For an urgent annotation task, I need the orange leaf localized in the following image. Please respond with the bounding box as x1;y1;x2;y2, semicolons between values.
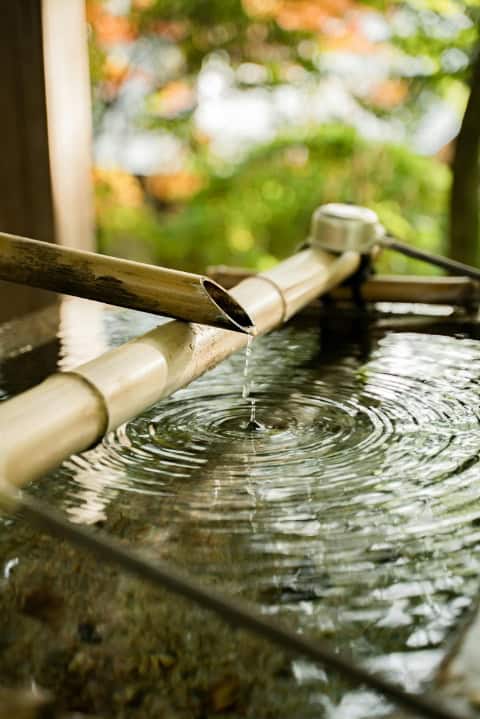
150;81;195;118
368;78;409;108
146;172;204;202
87;1;138;46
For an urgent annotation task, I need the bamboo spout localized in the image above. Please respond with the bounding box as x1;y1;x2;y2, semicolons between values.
0;232;254;333
0;246;361;488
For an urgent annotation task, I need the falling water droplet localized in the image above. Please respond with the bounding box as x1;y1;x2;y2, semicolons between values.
242;335;253;401
246;399;264;432
242;335;262;430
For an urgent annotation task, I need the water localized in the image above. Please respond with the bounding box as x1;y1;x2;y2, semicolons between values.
242;335;263;430
242;335;253;401
2;303;480;716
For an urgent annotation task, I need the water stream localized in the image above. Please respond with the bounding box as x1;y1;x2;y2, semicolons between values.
2;304;480;716
242;335;253;401
242;335;263;430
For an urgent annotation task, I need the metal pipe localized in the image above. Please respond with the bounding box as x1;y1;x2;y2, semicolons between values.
0;231;254;333
381;236;480;282
308;203;480;284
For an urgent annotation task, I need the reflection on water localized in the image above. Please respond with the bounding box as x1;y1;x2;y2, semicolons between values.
2;303;480;715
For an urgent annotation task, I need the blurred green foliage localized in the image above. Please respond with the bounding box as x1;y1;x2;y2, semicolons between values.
98;125;449;275
89;0;477;275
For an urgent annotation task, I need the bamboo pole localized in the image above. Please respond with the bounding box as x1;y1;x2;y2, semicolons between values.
333;275;480;306
0;232;254;333
208;267;480;306
0;247;360;488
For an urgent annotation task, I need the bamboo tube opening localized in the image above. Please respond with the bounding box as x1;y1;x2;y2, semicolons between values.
0;232;255;333
201;278;255;333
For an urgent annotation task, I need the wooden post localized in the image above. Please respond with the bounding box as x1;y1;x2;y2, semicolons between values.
0;0;93;322
42;0;94;252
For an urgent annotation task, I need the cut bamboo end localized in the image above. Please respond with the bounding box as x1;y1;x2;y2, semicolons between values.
201;278;255;334
0;247;361;488
0;231;254;333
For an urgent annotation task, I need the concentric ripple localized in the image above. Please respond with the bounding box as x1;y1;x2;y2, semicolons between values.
56;319;480;695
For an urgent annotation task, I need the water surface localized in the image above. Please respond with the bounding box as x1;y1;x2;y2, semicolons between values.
2;302;480;717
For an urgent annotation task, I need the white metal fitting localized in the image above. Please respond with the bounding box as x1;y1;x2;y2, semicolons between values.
309;203;385;254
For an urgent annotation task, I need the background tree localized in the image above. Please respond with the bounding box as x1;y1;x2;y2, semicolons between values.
450;43;480;265
87;0;480;273
383;0;480;263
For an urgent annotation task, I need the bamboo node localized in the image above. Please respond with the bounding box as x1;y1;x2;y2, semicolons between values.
255;275;289;324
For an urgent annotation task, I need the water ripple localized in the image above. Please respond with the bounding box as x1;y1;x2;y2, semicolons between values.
59;322;480;688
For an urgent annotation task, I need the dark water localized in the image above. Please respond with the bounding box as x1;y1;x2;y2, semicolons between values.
2;301;480;716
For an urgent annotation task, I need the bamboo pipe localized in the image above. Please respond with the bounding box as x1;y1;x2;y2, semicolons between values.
208;268;480;307
0;247;360;488
332;275;480;306
0;232;254;333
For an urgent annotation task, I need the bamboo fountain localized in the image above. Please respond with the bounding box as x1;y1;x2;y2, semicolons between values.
0;204;479;719
0;206;363;489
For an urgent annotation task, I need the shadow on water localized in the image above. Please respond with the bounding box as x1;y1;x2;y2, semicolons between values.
0;338;61;397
